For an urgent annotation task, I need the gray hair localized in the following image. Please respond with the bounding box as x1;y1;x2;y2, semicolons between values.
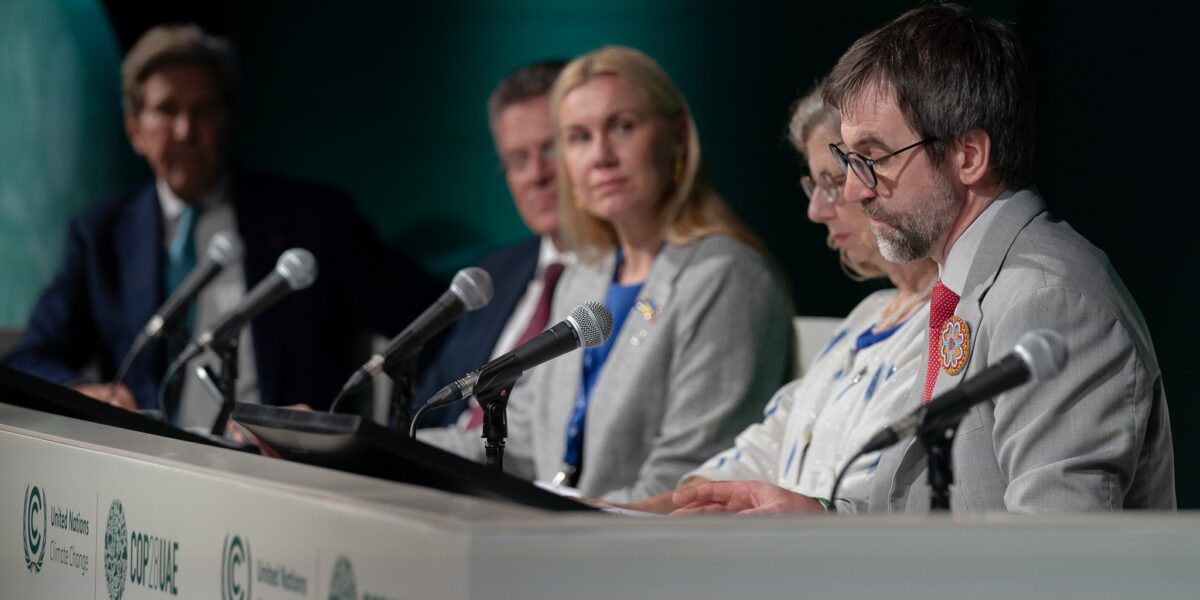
789;80;885;281
121;24;237;116
787;79;839;154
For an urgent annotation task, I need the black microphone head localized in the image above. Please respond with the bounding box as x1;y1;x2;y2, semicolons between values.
450;267;493;311
1014;329;1068;381
206;231;243;266
567;301;614;348
275;248;318;290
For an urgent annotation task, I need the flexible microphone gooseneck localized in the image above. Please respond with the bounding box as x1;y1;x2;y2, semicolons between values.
157;248;317;422
108;231;243;403
328;267;493;414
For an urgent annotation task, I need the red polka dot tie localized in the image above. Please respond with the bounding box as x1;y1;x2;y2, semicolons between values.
924;281;960;404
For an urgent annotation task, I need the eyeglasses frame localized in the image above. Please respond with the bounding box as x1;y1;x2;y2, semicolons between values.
828;138;936;189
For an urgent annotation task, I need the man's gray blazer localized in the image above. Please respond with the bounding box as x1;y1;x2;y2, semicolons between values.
422;234;793;502
857;188;1174;512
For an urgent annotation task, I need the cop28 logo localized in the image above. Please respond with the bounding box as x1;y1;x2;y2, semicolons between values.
104;499;128;600
23;485;47;573
221;534;252;600
328;555;357;600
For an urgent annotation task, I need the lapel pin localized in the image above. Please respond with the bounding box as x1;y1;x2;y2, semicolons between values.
634;297;658;323
939;315;971;376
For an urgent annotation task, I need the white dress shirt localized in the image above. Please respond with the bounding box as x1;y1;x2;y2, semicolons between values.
939;192;1013;295
157;177;260;431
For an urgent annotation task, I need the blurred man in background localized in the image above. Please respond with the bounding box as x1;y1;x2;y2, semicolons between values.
4;24;440;427
415;59;569;428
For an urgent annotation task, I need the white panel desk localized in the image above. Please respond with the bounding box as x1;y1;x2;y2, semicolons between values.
2;402;1198;600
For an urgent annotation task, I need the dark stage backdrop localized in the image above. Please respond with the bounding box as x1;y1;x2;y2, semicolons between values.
3;0;1197;505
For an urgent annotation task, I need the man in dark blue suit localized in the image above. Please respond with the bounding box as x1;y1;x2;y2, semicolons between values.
3;25;439;422
416;60;569;428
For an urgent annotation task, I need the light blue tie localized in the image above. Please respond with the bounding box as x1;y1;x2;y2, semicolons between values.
164;204;199;334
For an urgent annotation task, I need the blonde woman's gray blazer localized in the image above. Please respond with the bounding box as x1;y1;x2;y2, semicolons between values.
422;234;794;502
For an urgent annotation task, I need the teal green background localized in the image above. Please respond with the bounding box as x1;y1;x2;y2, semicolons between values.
0;0;141;326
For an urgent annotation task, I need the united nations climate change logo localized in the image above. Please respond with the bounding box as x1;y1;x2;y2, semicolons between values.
23;485;47;573
104;499;128;600
222;534;252;600
328;555;357;600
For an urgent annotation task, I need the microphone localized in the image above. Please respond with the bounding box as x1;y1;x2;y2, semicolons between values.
171;248;318;368
336;267;493;400
860;329;1068;454
422;301;614;413
109;232;242;397
146;231;243;340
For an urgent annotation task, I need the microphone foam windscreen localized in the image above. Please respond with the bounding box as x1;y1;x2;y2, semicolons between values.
451;266;494;310
276;248;318;290
206;230;243;266
1016;329;1068;381
570;301;614;348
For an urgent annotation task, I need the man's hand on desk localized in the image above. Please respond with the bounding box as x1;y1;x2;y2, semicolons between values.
72;382;137;412
671;480;826;515
603;476;712;514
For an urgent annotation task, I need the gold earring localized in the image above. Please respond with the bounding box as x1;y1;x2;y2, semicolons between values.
673;153;685;189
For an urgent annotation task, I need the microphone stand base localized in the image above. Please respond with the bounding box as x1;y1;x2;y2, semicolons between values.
208;337;240;437
384;354;418;433
922;425;957;512
478;383;514;473
484;441;505;471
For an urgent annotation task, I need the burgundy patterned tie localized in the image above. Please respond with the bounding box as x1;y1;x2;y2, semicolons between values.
923;281;960;404
466;262;565;429
513;262;566;349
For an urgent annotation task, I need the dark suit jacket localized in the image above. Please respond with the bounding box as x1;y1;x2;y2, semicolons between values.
3;170;442;412
415;237;541;426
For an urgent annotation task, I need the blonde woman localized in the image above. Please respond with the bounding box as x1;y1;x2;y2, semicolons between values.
436;46;794;503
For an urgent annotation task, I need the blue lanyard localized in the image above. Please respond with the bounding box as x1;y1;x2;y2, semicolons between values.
561;249;644;476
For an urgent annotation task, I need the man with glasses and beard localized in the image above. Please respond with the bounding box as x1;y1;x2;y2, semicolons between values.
674;4;1174;513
